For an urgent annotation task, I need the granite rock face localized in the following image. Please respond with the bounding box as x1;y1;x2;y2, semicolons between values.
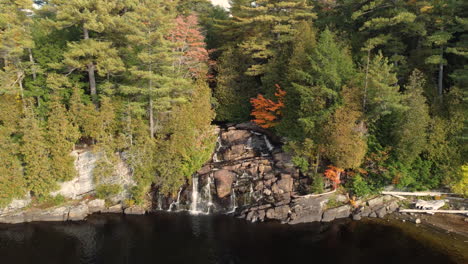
50;149;135;201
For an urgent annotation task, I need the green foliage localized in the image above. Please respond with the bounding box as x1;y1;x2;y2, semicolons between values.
214;47;258;122
0;95;26;207
365;52;403;122
349;174;374;198
453;165;468;197
95;184;122;199
393;69;430;164
21;101;56;197
310;173;324;194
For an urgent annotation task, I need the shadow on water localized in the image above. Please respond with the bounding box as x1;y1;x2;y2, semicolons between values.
0;212;466;264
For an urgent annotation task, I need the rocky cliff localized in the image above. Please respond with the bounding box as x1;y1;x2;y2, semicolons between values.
152;123;303;218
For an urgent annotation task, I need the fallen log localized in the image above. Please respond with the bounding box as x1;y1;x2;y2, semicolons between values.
399;209;468;214
293;189;336;199
382;191;455;197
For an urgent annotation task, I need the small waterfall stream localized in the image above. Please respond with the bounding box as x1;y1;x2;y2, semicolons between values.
168;187;183;212
153;125;281;216
190;175;199;214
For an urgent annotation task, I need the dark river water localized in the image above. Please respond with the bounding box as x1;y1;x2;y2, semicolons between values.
0;212;466;264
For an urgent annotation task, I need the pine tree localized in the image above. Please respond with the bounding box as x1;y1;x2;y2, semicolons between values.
122;0;190;138
0;0;35;98
393;69;430;164
229;0;316;77
45;75;80;182
21;100;55;197
155;81;216;194
365;52;403;122
213;47;258;122
0;94;26;206
169;15;210;79
50;0;126;104
277;21;316;139
322;85;367;170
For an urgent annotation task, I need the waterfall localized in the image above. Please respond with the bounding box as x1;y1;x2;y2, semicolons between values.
245;137;253;150
190;175;199;214
168;187;183;212
263;135;274;151
212;136;223;162
249;183;254;202
157;194;163;210
205;176;213;213
227;188;237;214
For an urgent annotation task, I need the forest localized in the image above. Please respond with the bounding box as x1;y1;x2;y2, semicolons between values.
0;0;466;208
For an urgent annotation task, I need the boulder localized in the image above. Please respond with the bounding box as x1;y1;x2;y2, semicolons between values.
266;205;290;220
0;212;25;224
29;207;69;222
387;201;399;213
197;165;212;175
367;196;385;208
88;199;105;213
68;204;89;221
276;174;293;193
213;170;235;198
352;213;362;221
103;204;123;213
322;205;351;222
376;206;387;218
288;196;328;224
221;130;250;144
124;206;146;215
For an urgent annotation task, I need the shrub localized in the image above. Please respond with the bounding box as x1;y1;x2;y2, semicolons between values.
310;173;324;194
349;174;373;198
95;184;122;199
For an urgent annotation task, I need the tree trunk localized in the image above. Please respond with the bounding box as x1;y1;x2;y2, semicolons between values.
28;48;36;81
314;152;320;174
83;27;98;105
149;96;154;138
363;49;370;110
148;61;154;138
438;55;443;96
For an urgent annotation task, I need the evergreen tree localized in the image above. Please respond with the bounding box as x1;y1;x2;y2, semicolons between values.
322;85;367;170
122;0;190;138
21;100;54;197
213;47;258;122
50;0;126;104
0;0;35;98
45;75;80;182
365;52;403;123
393;69;430;164
0;95;26;206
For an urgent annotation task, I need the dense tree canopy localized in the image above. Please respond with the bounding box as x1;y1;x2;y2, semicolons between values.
0;0;466;207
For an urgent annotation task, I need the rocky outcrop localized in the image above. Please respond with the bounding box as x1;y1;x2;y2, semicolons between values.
0;198;143;224
48;149;135;204
213;170;234;198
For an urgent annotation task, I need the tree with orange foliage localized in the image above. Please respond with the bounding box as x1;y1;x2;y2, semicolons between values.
324;165;344;190
168;15;210;79
250;84;286;128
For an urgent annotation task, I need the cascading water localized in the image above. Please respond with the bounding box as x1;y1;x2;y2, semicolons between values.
205;176;213;213
168;187;183;212
263;135;274;151
212;136;223;162
227;188;237;214
157;194;163;210
190;175;199;214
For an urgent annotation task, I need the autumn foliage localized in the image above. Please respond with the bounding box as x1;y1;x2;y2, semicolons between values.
250;84;286;128
324;165;344;189
168;15;209;78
